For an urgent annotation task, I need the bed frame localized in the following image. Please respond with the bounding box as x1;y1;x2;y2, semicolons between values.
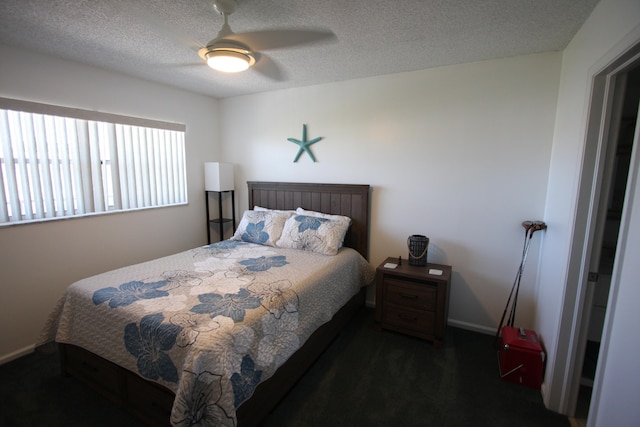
59;182;371;427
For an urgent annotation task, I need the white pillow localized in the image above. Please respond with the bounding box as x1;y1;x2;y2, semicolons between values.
254;206;296;213
295;208;351;247
276;214;350;256
232;210;293;247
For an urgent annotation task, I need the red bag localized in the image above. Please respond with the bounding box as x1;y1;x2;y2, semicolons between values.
498;326;545;389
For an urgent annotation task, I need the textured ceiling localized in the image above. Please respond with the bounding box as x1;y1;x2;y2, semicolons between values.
0;0;600;99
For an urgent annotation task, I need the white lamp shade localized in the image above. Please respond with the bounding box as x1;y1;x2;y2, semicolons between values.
204;162;234;191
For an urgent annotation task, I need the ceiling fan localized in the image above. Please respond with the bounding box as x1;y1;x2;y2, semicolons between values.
197;0;336;75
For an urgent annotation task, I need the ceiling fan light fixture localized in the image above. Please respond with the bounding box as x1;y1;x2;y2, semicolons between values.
204;48;255;73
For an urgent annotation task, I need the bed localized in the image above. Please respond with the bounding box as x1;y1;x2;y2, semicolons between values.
39;181;373;427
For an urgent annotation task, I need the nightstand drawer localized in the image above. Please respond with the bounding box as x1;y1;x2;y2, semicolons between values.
385;278;436;311
383;305;435;333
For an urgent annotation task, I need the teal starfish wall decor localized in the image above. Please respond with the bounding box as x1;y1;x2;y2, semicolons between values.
287;124;322;163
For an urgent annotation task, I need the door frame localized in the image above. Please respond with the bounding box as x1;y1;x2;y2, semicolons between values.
557;39;640;418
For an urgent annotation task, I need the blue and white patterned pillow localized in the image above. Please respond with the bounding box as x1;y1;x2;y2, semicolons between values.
276;214;350;255
295;208;351;248
232;210;293;247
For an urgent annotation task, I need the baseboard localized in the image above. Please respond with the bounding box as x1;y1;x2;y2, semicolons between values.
366;298;503;338
0;344;35;365
447;319;495;335
366;305;496;336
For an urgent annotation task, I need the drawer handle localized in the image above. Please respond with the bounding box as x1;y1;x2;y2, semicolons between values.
398;313;417;322
399;293;418;300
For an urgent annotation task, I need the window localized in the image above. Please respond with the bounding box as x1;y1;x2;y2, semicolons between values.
0;98;187;225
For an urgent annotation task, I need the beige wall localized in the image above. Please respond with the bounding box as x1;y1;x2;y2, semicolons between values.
0;44;220;361
0;46;561;362
219;52;561;334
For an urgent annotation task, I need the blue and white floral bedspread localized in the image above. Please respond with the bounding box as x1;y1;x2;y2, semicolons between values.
40;241;375;426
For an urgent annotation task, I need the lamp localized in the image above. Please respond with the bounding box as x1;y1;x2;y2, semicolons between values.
204;162;234;191
199;41;255;73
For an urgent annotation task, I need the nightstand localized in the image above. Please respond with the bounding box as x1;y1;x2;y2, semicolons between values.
375;257;452;347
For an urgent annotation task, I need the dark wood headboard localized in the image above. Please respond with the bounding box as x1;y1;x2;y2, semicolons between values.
247;181;370;260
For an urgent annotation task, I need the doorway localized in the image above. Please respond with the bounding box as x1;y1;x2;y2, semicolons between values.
565;43;640;425
570;57;640;425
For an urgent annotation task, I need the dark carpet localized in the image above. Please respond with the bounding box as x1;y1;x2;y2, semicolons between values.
0;308;568;427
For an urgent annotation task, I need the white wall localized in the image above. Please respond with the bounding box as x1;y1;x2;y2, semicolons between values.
534;0;640;420
0;44;220;362
219;53;561;333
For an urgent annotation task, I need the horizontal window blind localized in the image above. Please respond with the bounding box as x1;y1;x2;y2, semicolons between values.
0;98;187;225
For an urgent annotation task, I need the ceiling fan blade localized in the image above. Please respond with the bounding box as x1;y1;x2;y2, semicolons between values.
225;29;337;52
250;53;284;81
